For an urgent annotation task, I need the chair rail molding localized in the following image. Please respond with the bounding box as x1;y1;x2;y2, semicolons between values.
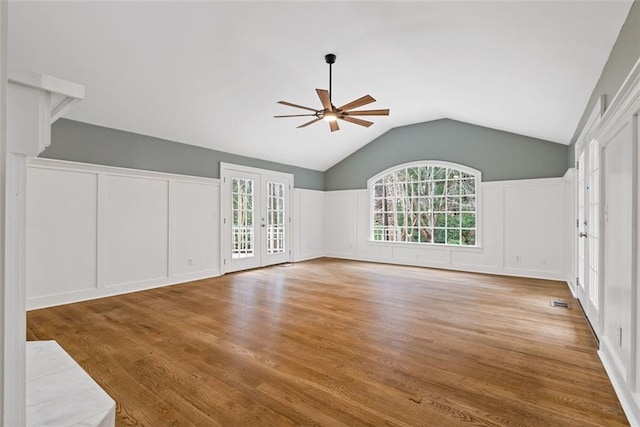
5;65;83;426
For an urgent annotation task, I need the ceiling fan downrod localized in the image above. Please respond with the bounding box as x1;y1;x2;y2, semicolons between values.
325;53;336;105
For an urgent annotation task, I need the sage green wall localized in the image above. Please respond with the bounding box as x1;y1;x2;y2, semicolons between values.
325;119;568;191
569;1;640;166
45;119;325;190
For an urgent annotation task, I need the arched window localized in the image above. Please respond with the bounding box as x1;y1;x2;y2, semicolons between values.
369;161;480;246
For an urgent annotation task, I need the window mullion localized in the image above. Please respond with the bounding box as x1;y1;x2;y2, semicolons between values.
370;162;477;246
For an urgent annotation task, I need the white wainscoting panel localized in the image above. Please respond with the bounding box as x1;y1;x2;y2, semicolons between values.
292;189;324;262
26;167;98;299
502;180;567;277
26;159;221;309
602;122;634;380
172;181;220;277
325;191;357;258
392;244;449;265
589;59;639;426
105;174;169;287
324;178;567;281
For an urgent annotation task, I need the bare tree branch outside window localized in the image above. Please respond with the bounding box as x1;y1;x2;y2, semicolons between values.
372;164;477;246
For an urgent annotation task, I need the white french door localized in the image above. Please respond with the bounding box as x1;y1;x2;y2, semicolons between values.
221;163;293;273
576;139;602;337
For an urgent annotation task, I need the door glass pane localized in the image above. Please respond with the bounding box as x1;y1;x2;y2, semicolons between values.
267;182;285;254
588;140;600;307
577;152;586;290
232;177;254;259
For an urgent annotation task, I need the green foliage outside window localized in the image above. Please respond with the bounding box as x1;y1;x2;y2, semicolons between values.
371;164;478;246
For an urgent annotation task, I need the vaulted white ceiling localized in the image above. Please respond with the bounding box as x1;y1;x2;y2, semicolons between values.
8;1;632;171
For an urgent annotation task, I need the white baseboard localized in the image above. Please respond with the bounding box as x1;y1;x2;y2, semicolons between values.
293;252;325;263
27;269;220;310
566;277;577;298
599;339;640;427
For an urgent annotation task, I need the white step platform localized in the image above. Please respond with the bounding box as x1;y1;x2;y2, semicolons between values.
26;341;115;426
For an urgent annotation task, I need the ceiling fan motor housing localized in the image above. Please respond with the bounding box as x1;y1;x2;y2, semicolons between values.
325;53;336;64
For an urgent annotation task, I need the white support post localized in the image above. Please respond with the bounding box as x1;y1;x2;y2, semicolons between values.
5;66;83;426
0;0;7;423
4;152;26;425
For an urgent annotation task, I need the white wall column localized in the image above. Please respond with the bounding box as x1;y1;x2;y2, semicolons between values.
5;67;83;426
4;153;26;425
0;0;8;422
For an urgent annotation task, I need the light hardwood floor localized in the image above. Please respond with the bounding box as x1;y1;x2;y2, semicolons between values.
27;258;627;426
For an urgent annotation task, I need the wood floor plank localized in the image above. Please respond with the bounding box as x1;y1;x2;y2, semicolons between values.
27;258;627;426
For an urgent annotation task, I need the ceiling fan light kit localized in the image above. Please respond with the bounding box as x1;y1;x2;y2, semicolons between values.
274;53;389;132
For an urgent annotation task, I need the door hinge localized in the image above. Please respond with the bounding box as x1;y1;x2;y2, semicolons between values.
223;259;226;265
576;161;579;170
576;219;579;228
289;249;291;255
223;218;226;224
223;177;226;183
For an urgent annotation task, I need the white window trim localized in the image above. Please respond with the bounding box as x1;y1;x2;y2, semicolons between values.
367;160;482;247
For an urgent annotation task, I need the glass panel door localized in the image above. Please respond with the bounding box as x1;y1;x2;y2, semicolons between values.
266;181;285;255
575;140;601;337
224;169;262;273
586;139;601;336
221;164;292;273
261;175;291;266
577;150;587;299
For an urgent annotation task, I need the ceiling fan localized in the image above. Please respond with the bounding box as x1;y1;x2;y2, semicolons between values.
274;53;389;132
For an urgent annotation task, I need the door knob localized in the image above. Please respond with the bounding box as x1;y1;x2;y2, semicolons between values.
578;232;587;238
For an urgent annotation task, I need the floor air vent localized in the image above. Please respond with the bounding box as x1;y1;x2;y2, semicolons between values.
550;299;571;309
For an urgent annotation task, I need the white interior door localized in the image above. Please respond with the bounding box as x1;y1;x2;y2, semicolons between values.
221;163;292;273
576;139;602;337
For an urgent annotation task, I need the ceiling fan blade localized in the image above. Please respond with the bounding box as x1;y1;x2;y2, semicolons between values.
339;115;374;128
338;95;376;111
329;120;340;132
274;114;317;118
297;117;322;128
343;109;390;116
316;89;332;111
278;101;318;112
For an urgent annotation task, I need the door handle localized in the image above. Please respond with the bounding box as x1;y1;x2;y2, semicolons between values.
578;232;587;238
